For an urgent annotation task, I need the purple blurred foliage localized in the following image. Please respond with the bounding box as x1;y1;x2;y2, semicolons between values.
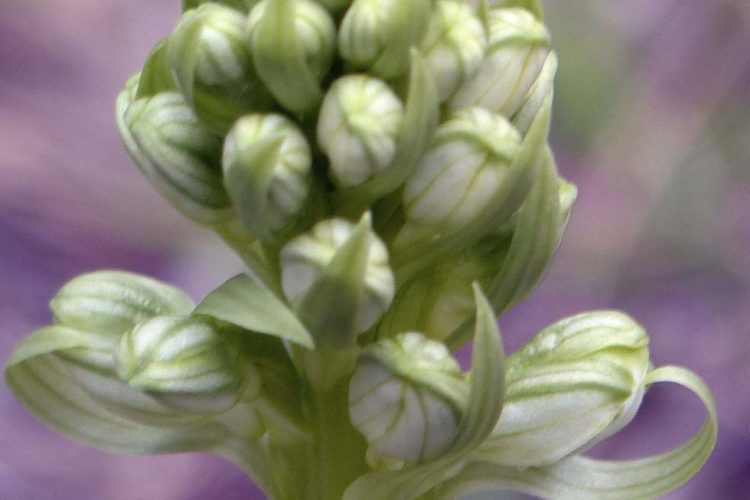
2;1;750;499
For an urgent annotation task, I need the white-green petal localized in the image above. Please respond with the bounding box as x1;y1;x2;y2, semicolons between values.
317;75;404;188
420;1;487;101
449;7;551;117
477;360;640;467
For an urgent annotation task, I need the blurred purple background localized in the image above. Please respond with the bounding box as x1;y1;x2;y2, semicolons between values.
1;1;749;498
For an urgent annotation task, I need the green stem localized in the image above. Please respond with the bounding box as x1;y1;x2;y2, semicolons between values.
300;348;369;499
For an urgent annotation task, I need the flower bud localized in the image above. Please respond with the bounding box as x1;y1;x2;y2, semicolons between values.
248;0;335;81
398;108;523;245
449;8;551;118
317;75;404;188
50;271;194;338
122;92;232;224
280;214;395;347
420;1;487;101
222;113;312;241
338;0;432;79
115;316;252;415
168;3;271;133
477;311;650;467
248;0;335;114
349;332;466;469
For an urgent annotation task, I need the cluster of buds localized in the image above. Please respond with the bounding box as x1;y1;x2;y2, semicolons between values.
6;1;715;499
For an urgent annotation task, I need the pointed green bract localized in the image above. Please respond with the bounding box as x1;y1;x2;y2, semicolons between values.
194;273;315;349
282;214;395;348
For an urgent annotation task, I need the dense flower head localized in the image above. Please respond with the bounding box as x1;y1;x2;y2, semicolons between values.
5;2;716;500
116;0;566;321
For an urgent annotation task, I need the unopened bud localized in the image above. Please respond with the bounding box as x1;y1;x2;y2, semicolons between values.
399;108;523;243
115;316;251;415
338;0;432;79
122;92;232;224
168;3;271;133
349;332;466;469
222;113;312;240
281;214;395;347
420;1;487;101
449;8;551;118
317;75;404;188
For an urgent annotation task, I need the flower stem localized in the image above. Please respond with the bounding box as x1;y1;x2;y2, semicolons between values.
300;348;368;499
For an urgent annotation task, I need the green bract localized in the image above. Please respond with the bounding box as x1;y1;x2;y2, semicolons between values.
6;1;716;499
